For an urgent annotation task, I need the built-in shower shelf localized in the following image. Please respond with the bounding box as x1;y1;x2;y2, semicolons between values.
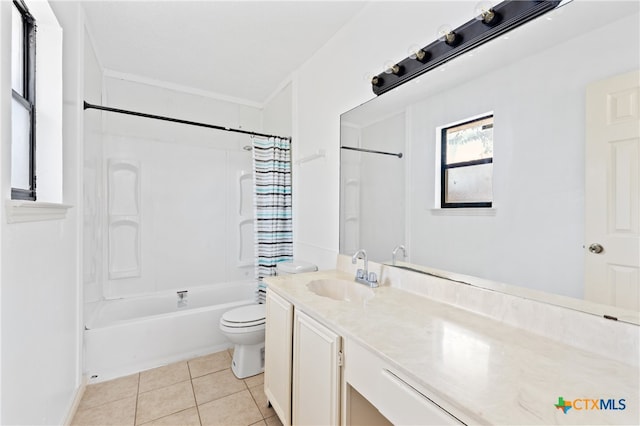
237;170;255;268
237;260;254;268
238;171;253;216
108;159;141;280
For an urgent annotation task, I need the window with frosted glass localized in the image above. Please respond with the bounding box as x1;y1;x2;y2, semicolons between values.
441;115;493;208
11;0;36;200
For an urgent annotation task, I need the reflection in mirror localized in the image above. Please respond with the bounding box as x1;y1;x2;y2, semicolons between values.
340;1;640;324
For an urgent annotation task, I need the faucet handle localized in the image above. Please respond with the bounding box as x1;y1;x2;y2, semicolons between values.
356;268;365;279
368;272;378;284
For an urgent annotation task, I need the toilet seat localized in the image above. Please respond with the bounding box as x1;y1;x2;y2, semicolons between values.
220;304;265;329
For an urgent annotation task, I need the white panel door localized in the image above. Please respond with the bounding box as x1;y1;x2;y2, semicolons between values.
585;70;640;309
264;290;294;426
293;310;342;426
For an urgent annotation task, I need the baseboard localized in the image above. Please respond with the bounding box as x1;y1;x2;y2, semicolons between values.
63;376;88;426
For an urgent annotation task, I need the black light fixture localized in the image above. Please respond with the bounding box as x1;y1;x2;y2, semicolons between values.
371;0;561;96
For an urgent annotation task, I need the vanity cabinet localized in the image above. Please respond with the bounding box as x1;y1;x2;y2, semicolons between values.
265;289;342;425
345;339;462;425
264;290;294;425
266;287;461;425
292;310;342;425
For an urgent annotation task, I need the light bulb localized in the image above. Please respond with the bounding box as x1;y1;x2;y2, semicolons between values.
436;24;459;46
408;44;428;62
407;45;422;59
383;60;402;75
475;1;493;16
475;1;498;25
370;75;384;87
437;24;453;41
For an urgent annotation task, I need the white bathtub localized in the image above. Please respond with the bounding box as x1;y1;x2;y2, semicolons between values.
84;280;256;383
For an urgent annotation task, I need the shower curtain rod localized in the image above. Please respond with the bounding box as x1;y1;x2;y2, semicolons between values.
83;101;291;141
340;145;403;158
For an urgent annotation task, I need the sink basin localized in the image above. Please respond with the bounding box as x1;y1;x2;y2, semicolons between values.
306;279;374;303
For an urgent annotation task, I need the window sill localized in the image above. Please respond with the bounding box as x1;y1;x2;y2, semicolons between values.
430;207;496;216
6;200;73;223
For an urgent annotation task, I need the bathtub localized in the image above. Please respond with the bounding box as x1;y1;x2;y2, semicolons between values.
84;280;256;383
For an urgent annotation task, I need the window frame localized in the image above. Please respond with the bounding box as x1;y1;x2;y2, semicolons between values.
440;114;493;209
11;0;37;201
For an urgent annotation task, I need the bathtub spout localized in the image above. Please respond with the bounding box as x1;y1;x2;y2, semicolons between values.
177;290;188;307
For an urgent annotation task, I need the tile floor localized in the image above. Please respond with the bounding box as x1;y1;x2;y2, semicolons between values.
72;349;283;426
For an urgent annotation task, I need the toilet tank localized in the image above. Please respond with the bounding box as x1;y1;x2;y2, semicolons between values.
276;260;318;275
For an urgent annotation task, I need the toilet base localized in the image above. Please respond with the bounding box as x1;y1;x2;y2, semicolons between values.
231;342;265;379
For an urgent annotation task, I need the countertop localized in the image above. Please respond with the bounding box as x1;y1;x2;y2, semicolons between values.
265;269;639;425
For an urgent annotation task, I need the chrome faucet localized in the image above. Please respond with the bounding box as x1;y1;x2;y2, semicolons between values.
392;245;407;265
352;249;378;288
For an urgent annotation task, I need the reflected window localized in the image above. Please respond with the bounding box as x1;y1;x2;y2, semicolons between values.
440;115;493;208
11;0;36;200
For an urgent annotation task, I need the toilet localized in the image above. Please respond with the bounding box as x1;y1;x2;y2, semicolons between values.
220;260;318;378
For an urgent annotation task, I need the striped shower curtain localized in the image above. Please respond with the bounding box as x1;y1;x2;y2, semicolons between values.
253;136;293;303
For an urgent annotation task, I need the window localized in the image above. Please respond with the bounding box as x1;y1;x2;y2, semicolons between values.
11;0;36;201
440;115;493;208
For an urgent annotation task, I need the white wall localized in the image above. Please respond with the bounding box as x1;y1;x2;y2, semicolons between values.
99;76;261;298
292;1;478;269
0;0;84;423
83;27;104;303
263;82;292;138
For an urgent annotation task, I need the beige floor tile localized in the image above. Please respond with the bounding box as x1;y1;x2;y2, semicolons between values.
198;390;263;426
248;384;275;419
139;361;191;393
243;373;263;389
136;380;196;425
192;369;246;405
140;407;201;426
264;415;283;426
79;374;139;410
249;421;267;426
188;351;231;378
72;395;136;426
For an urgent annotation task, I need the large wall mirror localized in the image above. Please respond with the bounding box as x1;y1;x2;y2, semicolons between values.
340;0;640;324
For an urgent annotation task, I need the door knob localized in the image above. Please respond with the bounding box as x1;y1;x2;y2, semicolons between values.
588;243;604;254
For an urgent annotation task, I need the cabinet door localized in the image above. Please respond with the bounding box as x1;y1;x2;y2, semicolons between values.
293;310;342;426
264;290;294;426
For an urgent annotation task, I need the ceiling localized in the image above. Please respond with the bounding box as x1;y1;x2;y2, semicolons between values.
83;1;368;106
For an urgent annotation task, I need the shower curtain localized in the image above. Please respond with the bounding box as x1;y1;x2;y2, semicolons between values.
253;136;293;303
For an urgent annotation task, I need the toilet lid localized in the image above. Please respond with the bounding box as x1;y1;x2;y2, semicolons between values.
221;304;266;324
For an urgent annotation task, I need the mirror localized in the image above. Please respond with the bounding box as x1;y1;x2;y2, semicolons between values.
340;0;640;323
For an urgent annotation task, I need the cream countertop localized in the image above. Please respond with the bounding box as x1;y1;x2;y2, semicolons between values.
264;269;639;425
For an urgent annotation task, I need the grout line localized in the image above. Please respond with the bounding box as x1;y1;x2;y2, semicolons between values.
246;384;266;420
137;377;194;396
187;361;204;425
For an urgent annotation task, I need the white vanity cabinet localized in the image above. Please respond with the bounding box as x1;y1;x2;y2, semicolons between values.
264;290;294;425
292;310;342;425
344;339;463;425
265;289;343;425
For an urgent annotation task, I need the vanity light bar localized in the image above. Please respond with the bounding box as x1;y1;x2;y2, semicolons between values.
371;0;561;96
